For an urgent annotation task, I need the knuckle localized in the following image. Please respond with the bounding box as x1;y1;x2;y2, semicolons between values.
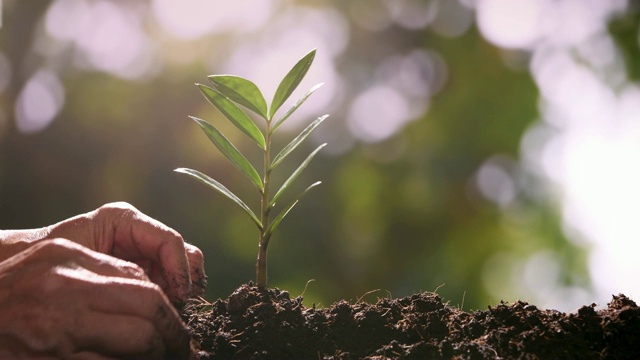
167;232;185;248
142;280;164;295
157;227;185;250
95;201;139;219
186;244;204;262
119;260;148;279
31;238;79;258
102;201;136;211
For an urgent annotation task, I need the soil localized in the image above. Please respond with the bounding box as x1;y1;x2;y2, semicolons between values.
182;283;640;359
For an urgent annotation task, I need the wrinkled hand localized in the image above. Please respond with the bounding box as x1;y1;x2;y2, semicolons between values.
0;238;192;359
0;202;206;358
46;202;206;303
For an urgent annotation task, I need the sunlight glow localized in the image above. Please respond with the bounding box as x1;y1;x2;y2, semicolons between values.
15;70;65;134
221;6;347;130
348;0;393;32
387;0;438;30
475;157;516;208
531;53;640;306
477;0;640;308
344;49;445;143
559;86;640;299
429;0;474;37
45;0;156;79
476;0;545;49
347;85;410;143
152;0;275;39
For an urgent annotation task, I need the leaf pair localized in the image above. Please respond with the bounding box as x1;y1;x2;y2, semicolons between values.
204;48;316;123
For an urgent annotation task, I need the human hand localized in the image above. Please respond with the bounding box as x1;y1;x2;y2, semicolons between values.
0;238;193;359
45;202;206;304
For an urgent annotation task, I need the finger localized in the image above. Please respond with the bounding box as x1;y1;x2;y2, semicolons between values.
107;205;192;303
69;312;164;358
185;243;207;296
64;243;150;282
86;278;191;358
123;222;190;303
23;239;150;282
6;258;187;359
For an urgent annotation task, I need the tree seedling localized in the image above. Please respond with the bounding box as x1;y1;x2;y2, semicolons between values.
176;49;327;289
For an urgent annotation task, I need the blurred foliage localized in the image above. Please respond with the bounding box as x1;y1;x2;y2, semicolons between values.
3;0;633;310
609;1;640;81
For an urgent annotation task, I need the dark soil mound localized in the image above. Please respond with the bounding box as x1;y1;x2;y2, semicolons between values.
182;284;640;359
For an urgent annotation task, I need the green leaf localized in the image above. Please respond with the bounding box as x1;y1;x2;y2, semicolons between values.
198;84;266;150
270;49;316;119
208;75;268;120
271;83;323;135
270;143;326;207
190;116;264;192
266;181;322;238
271;114;328;170
174;168;262;228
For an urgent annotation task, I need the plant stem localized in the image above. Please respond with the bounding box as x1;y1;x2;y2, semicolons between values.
256;241;268;288
257;118;273;289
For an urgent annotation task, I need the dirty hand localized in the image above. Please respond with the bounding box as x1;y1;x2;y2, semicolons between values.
45;201;207;302
0;238;193;359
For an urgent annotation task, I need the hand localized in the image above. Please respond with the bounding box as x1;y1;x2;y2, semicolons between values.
45;202;206;303
0;238;192;359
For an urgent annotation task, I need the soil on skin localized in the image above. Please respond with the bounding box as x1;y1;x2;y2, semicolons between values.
182;283;640;359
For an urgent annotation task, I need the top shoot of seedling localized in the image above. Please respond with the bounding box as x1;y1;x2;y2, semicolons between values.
176;49;327;289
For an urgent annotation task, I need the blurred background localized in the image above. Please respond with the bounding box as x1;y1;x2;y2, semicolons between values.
1;0;639;312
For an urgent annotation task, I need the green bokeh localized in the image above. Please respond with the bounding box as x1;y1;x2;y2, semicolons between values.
2;0;632;310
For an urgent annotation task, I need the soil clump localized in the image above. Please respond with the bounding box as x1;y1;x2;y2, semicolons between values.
182;283;640;359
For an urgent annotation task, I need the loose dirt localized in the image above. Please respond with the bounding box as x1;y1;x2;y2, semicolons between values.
182;283;639;359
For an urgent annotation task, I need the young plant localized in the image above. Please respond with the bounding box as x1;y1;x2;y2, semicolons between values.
175;49;327;289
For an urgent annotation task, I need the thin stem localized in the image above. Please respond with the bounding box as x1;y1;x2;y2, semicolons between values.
256;241;267;288
256;117;273;289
